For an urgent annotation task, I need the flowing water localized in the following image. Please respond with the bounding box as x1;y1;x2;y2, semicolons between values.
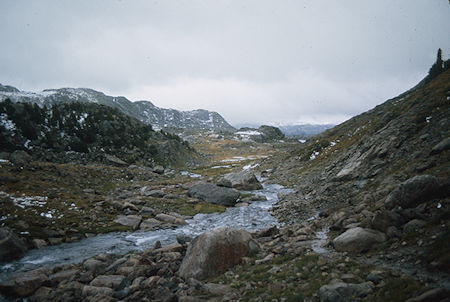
0;183;292;281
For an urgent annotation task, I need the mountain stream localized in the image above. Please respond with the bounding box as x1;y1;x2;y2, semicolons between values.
1;183;292;281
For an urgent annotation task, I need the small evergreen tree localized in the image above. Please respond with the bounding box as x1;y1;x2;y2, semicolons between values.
428;48;444;79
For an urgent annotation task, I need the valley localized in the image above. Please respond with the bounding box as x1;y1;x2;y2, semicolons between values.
0;69;449;302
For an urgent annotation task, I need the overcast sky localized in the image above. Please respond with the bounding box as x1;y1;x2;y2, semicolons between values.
1;1;449;126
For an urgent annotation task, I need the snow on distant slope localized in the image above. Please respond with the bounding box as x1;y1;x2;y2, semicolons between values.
0;84;235;131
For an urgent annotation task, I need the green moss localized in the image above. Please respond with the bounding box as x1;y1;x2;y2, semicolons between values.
178;202;226;216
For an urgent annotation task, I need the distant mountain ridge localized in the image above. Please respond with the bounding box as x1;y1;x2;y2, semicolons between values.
278;124;334;137
234;123;334;138
0;84;236;132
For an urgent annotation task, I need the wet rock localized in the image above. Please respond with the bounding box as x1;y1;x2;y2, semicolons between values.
385;175;442;210
178;227;260;280
254;226;279;238
32;238;48;249
318;281;374;302
217;170;263;190
114;215;142;230
176;234;193;245
0;227;28;261
0;269;48;297
430;137;450;154
248;194;267;201
333;227;386;253
140;218;162;230
153;242;184;254
48;237;64;245
155;213;186;225
90;275;128;290
187;183;239;206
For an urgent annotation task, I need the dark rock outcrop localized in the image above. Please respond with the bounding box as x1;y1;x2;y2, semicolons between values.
385;175;443;210
187;183;239;206
0;227;28;262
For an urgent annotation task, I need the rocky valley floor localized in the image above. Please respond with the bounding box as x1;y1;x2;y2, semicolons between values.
1;71;450;302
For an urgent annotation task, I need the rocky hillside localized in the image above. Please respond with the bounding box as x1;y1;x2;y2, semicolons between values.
251;67;450;298
269;68;450;221
0;85;235;132
0;100;196;166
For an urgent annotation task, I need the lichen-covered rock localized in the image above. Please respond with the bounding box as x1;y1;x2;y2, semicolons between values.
178;227;259;280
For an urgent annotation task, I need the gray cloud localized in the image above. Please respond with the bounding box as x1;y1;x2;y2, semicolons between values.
1;0;449;125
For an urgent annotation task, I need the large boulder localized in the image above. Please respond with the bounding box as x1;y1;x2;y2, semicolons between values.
333;227;386;253
0;270;48;297
217;171;263;191
0;227;28;262
178;227;259;280
113;215;142;230
385;175;443;210
318;281;374;302
188;183;239;206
